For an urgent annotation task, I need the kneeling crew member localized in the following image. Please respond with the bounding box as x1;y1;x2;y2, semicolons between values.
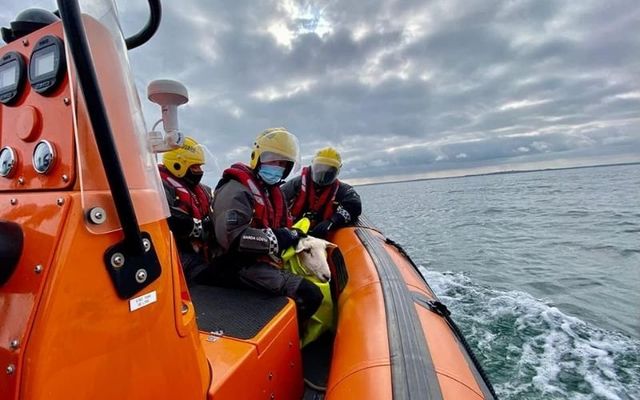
283;147;361;238
210;128;322;323
159;137;213;284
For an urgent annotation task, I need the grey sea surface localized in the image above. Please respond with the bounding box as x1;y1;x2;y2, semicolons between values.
356;163;640;400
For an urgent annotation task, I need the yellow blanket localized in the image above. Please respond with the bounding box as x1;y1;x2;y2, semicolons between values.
281;218;335;347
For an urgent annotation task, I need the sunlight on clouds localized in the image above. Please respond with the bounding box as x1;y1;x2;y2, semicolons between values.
268;22;295;47
499;99;551;111
253;86;282;101
385;139;435;154
199;40;219;63
268;1;333;48
456;153;468;159
352;24;370;41
360;56;414;86
542;115;579;123
401;7;436;43
504;30;545;49
504;131;543;138
484;63;510;80
226;145;251;162
491;125;528;134
188;88;217;106
296;5;332;36
429;133;486;147
614;92;640;100
352;5;437;86
531;141;550;152
528;117;640;138
419;71;433;82
252;79;317;101
228;105;244;118
279;0;297;15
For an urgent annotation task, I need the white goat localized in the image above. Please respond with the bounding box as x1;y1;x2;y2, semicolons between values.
291;236;337;283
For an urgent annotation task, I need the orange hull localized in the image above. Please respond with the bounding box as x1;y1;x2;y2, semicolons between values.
325;224;494;399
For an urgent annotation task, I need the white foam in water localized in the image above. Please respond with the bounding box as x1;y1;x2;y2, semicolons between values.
419;267;640;400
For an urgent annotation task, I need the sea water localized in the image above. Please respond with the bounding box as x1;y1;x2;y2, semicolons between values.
356;163;640;400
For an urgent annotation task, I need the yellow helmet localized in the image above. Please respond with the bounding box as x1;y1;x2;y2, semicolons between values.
249;127;300;171
162;136;205;178
313;147;342;169
311;147;342;185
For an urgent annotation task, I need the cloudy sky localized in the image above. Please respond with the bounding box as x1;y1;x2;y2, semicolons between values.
3;0;640;184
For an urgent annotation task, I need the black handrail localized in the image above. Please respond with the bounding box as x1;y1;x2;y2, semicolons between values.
57;0;144;255
125;0;161;50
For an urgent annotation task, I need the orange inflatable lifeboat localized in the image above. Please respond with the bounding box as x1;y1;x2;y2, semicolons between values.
0;1;496;399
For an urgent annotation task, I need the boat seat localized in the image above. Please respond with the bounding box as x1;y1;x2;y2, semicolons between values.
192;285;304;399
189;284;289;339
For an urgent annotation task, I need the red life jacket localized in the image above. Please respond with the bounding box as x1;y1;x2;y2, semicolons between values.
223;163;291;229
159;165;211;219
290;166;339;222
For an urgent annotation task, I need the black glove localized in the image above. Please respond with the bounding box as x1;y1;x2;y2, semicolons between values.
309;219;333;238
331;209;349;226
273;227;301;251
302;211;318;222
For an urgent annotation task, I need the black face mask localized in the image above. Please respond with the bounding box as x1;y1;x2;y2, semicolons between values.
184;169;203;186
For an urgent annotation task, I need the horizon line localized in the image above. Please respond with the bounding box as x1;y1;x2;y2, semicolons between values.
349;160;640;187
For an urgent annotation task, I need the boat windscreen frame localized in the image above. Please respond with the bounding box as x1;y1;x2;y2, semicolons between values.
57;0;162;299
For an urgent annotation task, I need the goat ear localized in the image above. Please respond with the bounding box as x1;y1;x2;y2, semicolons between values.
295;239;309;254
323;239;338;249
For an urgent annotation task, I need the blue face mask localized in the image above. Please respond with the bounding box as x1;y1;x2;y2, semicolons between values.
258;164;285;185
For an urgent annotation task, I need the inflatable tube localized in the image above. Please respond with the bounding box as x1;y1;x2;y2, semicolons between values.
325;221;496;399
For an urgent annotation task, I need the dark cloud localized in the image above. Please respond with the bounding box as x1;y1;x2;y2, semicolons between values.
2;0;638;184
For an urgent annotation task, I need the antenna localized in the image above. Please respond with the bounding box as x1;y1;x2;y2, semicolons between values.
147;79;188;152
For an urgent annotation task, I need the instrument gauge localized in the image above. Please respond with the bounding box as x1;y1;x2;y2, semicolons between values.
29;35;66;95
0;146;18;177
33;140;56;174
0;52;26;105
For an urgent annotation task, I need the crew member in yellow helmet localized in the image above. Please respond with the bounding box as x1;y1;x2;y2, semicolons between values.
283;147;361;238
158;137;213;284
207;128;322;324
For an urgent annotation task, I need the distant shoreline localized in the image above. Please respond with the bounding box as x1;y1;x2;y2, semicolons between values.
353;161;640;187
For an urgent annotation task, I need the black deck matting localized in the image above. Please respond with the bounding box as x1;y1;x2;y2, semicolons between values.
190;284;289;339
302;331;334;392
302;387;324;400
